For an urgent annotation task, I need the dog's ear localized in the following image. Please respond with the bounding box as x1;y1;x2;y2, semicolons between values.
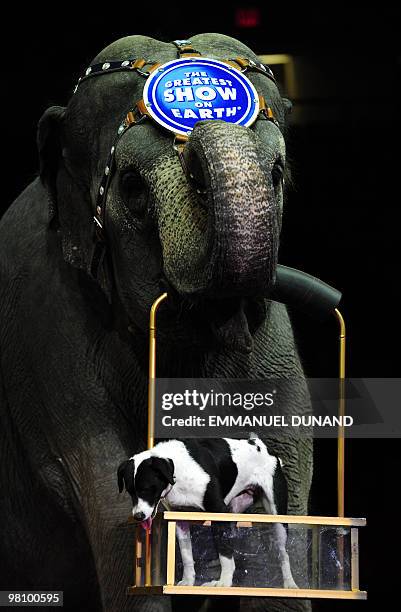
117;459;135;493
151;457;175;485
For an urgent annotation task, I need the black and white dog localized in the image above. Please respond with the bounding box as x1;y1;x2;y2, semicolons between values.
117;435;297;588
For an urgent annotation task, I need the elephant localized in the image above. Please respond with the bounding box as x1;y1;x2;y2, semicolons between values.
0;34;312;612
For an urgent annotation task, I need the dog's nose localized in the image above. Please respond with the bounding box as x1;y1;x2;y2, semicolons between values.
134;512;145;521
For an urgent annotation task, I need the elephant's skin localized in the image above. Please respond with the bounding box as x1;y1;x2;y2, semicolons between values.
0;34;312;612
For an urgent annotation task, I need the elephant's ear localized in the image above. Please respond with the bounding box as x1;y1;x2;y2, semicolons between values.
282;97;293;117
37;106;66;224
37;106;112;300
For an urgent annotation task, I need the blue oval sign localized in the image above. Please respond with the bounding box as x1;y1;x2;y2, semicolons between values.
143;58;260;136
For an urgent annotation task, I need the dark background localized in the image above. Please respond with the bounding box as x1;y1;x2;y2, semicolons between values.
2;3;400;610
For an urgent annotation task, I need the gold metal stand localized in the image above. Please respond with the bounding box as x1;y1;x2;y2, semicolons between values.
134;525;141;586
144;293;168;586
335;308;346;518
128;296;366;600
129;512;366;599
334;308;346;589
148;293;168;451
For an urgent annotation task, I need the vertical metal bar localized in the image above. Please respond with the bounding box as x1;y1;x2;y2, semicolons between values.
166;521;177;585
148;293;168;451
145;293;168;587
351;528;359;591
135;526;142;586
145;529;152;586
154;514;161;585
334;308;346;518
334;308;346;590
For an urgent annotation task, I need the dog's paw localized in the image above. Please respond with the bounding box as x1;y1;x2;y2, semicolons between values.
201;578;233;587
283;578;298;589
177;575;195;586
216;578;233;587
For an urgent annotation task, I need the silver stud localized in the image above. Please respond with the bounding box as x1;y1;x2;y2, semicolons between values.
73;85;78;94
99;186;104;196
121;60;130;67
102;62;111;70
85;67;92;75
118;125;125;134
111;146;115;154
97;206;102;215
105;166;110;175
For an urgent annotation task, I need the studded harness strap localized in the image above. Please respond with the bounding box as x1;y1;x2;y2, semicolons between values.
73;40;280;279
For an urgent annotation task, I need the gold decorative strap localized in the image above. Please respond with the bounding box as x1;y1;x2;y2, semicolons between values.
126;111;136;125
258;95;276;121
147;62;162;73
136;99;150;117
222;60;242;72
232;57;250;69
178;45;201;57
172;40;202;57
131;58;147;70
258;95;267;111
173;133;189;155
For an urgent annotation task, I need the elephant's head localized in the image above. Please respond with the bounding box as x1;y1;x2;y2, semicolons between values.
39;34;291;354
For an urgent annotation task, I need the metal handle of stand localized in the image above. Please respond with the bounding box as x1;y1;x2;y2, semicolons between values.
141;286;345;588
144;292;168;587
334;308;346;590
148;292;168;451
334;308;346;518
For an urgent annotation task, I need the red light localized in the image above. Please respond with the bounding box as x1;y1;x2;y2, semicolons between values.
235;7;261;28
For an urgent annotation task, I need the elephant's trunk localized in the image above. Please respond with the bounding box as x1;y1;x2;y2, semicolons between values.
183;120;279;298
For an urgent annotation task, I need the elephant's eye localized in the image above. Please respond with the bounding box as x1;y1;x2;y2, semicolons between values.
119;169;148;218
272;162;284;189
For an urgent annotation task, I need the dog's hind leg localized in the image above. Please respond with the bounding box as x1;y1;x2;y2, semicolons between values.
271;520;298;589
176;521;196;586
261;489;298;589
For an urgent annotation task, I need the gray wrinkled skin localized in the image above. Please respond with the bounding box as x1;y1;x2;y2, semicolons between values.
0;34;311;612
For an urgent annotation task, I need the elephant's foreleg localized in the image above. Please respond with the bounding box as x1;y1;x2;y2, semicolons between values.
176;522;196;586
64;432;170;612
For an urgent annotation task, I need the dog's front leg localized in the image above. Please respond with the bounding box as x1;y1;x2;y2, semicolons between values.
176;521;196;586
202;521;235;587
